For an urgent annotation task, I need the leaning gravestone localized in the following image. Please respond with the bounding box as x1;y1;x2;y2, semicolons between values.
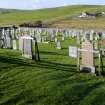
80;41;95;73
22;36;33;59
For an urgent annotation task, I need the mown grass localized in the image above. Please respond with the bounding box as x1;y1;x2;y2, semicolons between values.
0;38;105;105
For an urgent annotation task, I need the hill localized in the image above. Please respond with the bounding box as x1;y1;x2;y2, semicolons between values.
0;5;105;29
0;38;105;105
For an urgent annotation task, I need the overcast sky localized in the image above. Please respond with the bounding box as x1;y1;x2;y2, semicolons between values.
0;0;105;10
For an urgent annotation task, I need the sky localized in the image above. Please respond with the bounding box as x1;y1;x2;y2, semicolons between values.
0;0;105;10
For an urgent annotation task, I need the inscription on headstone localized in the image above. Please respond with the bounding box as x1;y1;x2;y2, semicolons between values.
80;41;95;73
81;41;94;66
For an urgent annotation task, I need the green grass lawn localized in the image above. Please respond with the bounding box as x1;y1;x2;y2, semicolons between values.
0;38;105;105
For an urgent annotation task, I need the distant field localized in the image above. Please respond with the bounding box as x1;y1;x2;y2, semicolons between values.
51;18;105;30
0;5;105;29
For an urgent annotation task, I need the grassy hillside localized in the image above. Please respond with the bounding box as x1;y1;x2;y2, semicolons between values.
0;5;105;29
0;38;105;105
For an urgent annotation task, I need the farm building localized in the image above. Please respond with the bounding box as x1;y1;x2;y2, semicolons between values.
78;12;103;18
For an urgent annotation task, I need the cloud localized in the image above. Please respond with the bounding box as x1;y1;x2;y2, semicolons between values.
0;0;105;10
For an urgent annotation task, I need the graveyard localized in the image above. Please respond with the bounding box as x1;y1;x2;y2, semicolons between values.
1;5;105;105
0;26;105;105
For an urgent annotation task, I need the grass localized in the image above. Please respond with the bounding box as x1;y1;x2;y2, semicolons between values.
51;18;105;30
0;5;105;29
0;38;105;105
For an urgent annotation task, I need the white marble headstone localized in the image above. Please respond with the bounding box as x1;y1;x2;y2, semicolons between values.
69;46;77;58
56;41;61;49
6;38;12;48
19;37;23;51
22;36;33;59
13;40;17;50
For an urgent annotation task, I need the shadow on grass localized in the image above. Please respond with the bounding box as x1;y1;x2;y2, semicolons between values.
1;54;105;76
39;60;77;72
0;55;78;73
40;51;67;56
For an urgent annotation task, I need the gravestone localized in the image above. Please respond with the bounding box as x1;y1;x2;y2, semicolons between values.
55;37;58;43
69;46;77;58
81;37;84;42
22;36;33;59
90;30;94;41
0;39;4;48
85;33;90;41
42;36;45;42
6;37;12;49
13;40;17;50
35;33;41;43
100;48;105;56
93;42;98;50
19;37;23;51
62;36;64;41
95;36;98;41
56;41;61;49
42;36;49;43
0;29;4;48
80;41;95;73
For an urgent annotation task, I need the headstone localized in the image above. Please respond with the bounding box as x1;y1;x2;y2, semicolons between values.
95;36;98;41
93;42;98;50
6;37;12;49
56;41;61;49
0;39;4;48
100;48;105;56
36;33;41;43
80;41;95;73
13;40;17;50
69;46;77;58
42;36;49;44
22;36;33;59
86;33;90;41
19;37;23;51
55;37;58;43
42;36;45;42
90;30;94;41
81;37;84;42
62;36;64;41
